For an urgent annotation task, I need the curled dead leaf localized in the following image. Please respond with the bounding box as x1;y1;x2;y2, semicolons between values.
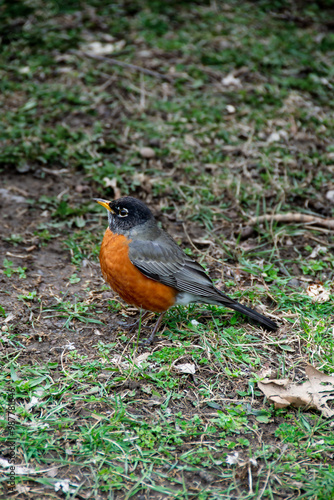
306;283;330;303
226;451;240;465
103;177;121;199
134;352;150;367
258;365;334;418
174;363;196;374
83;40;125;56
222;73;241;87
309;245;327;259
184;134;198;147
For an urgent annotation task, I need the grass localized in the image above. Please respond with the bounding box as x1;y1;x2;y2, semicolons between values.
1;275;334;497
2;260;27;279
1;0;334;498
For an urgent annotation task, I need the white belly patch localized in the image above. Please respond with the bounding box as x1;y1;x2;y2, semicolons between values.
175;292;197;306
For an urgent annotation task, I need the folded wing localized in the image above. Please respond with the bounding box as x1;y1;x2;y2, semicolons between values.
129;239;215;297
129;238;278;331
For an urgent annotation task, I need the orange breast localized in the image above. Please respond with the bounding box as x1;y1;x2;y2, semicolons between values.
99;228;177;313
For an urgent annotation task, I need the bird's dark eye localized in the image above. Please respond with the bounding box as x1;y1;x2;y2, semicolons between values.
118;207;128;217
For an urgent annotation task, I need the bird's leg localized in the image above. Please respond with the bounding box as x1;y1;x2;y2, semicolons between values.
140;312;166;345
127;310;151;332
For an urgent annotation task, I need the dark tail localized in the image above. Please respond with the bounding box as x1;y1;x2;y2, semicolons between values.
214;290;278;331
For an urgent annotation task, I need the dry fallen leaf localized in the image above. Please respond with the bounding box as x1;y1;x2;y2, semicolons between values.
226;451;241;465
54;479;78;494
267;130;288;143
24;396;40;412
111;352;150;369
16;484;30;494
306;283;330;303
83;40;125;56
256;364;274;380
46;467;59;478
174;363;196;374
226;451;258;467
111;355;129;368
184;134;198;147
3;313;15;324
221;73;242;87
0;458;37;475
134;352;150;367
258;365;334;418
102;177;121;198
309;245;327;259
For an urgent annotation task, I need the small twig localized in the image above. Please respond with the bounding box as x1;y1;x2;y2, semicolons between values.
248;464;253;495
249;213;334;230
5;252;33;260
41;167;69;176
258;467;272;499
74;50;174;82
182;222;202;254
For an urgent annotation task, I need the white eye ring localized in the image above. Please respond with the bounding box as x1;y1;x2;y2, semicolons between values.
118;207;128;217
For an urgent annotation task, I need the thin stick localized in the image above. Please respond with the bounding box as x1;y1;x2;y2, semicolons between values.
249;213;334;229
75;50;174;81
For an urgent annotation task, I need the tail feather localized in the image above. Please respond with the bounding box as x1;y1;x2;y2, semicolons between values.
212;291;278;331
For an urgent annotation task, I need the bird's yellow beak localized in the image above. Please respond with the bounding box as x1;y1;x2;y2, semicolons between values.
94;198;115;214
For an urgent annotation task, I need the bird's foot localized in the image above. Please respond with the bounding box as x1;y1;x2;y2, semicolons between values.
119;311;151;333
137;312;166;346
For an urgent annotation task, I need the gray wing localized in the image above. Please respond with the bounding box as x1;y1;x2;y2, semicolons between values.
129;238;279;331
128;239;216;297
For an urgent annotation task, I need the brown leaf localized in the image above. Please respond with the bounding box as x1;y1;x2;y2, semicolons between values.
258;364;334;418
306;283;330;303
47;467;59;478
174;363;196;374
102;177;121;198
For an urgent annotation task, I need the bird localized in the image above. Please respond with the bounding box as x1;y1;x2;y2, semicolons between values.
95;196;278;343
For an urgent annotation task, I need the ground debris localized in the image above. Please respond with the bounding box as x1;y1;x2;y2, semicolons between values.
306;283;330;303
258;365;334;417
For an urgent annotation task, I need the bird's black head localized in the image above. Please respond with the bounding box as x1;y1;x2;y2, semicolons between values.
95;196;154;233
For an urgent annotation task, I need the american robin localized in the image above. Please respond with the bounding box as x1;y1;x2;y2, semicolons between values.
95;196;278;342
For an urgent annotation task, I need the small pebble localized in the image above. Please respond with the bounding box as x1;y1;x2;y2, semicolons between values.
226;104;236;113
287;278;300;288
326;190;334;203
140;147;155;159
16;163;31;173
240;226;254;239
